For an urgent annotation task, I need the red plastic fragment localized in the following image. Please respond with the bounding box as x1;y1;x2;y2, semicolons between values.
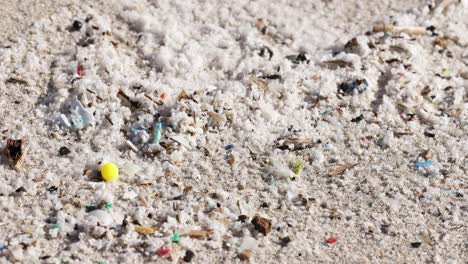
326;237;337;244
158;247;170;256
77;63;84;79
160;92;166;100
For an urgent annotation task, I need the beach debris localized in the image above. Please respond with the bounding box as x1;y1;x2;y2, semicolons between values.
239;250;253;261
151;121;162;144
326;237;337;244
59;146;71;156
441;68;451;78
251;215;272;236
259;74;281;80
135;225;156;234
157;247;170;256
183;250;195;262
259;46;273;60
125;140;139;152
61;99;95;130
77;63;84;79
434;37;447;48
6;77;28;85
160;92;166;100
225;144;234;150
415;160;433;168
410;242;422;248
208;111;226;125
172;233;180;243
49;224;62;230
3;138;29;169
47;186;58;193
187;230;213;239
100;162;119;182
422;149;432;160
372;24;426;35
321;59;353;69
280;236;292;247
15;187;26;193
285;52;310;64
328;163;357;176
71;20;82;31
338;79;368;95
276;135;314;151
351;114;364;123
289;159;305;174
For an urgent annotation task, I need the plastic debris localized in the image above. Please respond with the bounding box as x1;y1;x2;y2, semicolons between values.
251;215;272;236
326;237;337;244
135;225;156;234
101;162;119;182
61;99;95;130
49;224;62;230
172;233;180;243
157;247;170;256
441;68;451;77
104;203;112;209
77;63;84;79
225;144;234;150
289;159;304;174
151;121;162;144
415;160;433;167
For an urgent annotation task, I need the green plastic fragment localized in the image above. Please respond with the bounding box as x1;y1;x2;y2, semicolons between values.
172;233;180;243
104;203;112;209
49;223;62;230
98;261;106;264
290;159;305;174
441;68;451;77
86;205;98;213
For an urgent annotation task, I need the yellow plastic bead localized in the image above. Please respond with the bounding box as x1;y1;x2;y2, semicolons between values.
101;162;119;182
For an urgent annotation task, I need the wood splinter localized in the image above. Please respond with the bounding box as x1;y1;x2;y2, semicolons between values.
372;24;426;35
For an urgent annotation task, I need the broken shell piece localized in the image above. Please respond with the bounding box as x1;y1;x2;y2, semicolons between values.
4;138;29;169
372;24;426;35
208;111;226;125
328;163;358;176
186;230;213;239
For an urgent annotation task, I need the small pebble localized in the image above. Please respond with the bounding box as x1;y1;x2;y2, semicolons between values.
15;187;26;193
183;250;195;262
47;186;58;193
411;242;422;248
251;215;272;236
72;20;82;31
59;146;71;156
280;236;291;246
239;250;253;261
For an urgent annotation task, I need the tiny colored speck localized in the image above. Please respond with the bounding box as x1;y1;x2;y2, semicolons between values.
49;224;62;230
415;160;433;167
172;233;180;243
225;144;234;150
104;203;112;209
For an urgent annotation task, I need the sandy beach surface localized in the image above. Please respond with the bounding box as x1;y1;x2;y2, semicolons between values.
0;0;467;263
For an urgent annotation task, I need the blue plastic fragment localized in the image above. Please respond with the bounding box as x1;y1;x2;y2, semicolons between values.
415;160;433;167
225;144;234;150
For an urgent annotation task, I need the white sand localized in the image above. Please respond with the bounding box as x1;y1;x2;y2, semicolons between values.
0;0;467;263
